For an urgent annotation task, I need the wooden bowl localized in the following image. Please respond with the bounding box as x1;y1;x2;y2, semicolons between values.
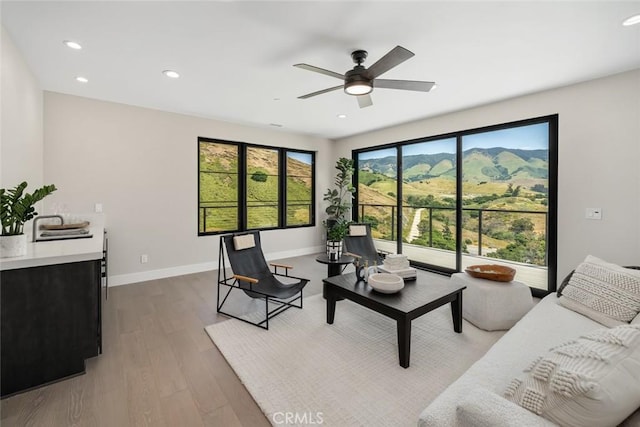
465;264;516;282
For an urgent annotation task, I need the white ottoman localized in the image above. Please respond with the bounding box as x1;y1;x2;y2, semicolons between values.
452;272;533;331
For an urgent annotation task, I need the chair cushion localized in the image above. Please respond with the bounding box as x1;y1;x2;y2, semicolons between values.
558;255;640;327
504;324;640;427
349;225;367;236
233;234;255;251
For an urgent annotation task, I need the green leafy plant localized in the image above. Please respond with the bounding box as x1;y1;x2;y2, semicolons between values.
0;182;57;235
323;157;355;241
326;219;350;242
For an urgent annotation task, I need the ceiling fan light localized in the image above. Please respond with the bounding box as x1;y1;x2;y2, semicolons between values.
344;81;372;96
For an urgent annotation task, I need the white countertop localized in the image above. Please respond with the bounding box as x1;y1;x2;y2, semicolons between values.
0;214;105;271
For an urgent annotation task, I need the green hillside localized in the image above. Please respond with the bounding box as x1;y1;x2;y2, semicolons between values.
357;146;549;266
495;151;528;174
199;142;312;231
430;159;454;176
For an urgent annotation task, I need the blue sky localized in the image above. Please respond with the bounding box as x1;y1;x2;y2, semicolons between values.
403;138;457;156
358;123;549;159
463;123;549;150
287;151;313;164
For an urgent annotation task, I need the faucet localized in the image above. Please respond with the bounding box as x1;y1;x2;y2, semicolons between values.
33;215;64;241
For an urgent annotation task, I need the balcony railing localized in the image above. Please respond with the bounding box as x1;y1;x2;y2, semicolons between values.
359;203;548;263
199;200;313;232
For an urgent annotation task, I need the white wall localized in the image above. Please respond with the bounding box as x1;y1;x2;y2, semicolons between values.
1;26;43;191
334;69;640;283
43;92;332;285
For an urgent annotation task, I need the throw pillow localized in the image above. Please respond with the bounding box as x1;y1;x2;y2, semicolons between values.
349;225;367;236
558;266;640;297
233;234;255;251
556;270;574;297
504;324;640;427
558;255;640;326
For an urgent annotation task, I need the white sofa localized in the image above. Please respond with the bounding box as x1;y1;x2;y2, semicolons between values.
418;293;640;426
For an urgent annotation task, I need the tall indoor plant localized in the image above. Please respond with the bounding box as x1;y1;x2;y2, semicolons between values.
1;181;57;257
323;157;355;259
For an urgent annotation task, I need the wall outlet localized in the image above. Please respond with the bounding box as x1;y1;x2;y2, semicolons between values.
140;254;149;264
94;203;103;213
585;208;602;220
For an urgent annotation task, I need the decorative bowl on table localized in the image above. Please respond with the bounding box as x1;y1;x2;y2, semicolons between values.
368;273;404;294
465;264;516;282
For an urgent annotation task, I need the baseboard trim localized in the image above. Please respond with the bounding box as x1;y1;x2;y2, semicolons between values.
108;245;324;287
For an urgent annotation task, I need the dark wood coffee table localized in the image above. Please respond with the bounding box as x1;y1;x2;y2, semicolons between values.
323;272;466;368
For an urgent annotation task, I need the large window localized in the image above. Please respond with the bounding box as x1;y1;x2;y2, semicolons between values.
199;138;315;235
354;116;557;296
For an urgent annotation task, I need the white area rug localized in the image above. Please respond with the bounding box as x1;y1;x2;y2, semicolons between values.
206;294;505;426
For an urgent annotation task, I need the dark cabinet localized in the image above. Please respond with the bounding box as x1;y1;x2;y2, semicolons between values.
1;259;102;397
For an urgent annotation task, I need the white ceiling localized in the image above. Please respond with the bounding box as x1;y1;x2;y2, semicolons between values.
2;1;639;139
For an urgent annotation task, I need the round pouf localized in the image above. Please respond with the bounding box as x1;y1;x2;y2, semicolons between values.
452;272;533;331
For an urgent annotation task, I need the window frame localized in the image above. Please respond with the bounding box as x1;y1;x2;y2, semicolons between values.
353;115;558;297
198;137;316;236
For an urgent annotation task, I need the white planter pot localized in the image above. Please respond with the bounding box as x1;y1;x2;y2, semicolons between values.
326;240;343;260
0;234;27;258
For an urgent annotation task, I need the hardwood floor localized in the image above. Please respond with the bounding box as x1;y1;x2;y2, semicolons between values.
1;254;328;426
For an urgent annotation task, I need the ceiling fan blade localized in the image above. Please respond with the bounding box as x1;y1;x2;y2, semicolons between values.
357;94;373;108
366;46;414;79
298;85;343;99
294;64;345;80
374;79;435;92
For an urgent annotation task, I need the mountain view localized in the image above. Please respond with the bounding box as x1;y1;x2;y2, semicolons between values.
358;146;549;266
199;142;312;233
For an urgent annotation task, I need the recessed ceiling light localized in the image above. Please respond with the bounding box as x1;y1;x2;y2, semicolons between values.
162;70;180;79
75;76;88;83
273;98;280;101
337;114;347;119
63;40;82;50
623;14;640;26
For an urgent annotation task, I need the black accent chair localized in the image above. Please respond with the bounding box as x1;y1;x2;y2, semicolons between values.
217;231;308;329
343;223;387;267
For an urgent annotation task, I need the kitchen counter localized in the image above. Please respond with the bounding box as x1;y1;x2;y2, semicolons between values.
1;213;105;397
0;214;104;271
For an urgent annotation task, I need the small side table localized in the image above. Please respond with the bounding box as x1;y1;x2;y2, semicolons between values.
452;272;533;331
315;254;355;277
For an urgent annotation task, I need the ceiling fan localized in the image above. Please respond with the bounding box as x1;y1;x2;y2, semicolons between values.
294;45;435;108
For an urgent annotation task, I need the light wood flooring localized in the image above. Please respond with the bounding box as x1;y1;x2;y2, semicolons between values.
1;254;329;427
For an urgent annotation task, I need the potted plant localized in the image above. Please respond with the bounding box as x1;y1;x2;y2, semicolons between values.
1;181;57;257
323;157;355;259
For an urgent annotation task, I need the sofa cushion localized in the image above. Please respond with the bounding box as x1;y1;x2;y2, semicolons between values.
418;295;601;427
558;255;640;326
504;324;640;427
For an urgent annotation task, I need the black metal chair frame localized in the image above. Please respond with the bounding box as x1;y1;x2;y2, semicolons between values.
216;232;307;330
343;223;389;268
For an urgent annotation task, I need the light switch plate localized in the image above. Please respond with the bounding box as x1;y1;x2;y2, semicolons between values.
95;203;103;213
585;208;602;220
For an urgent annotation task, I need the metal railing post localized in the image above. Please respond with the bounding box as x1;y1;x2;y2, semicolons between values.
428;208;433;247
391;206;395;241
478;209;483;256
